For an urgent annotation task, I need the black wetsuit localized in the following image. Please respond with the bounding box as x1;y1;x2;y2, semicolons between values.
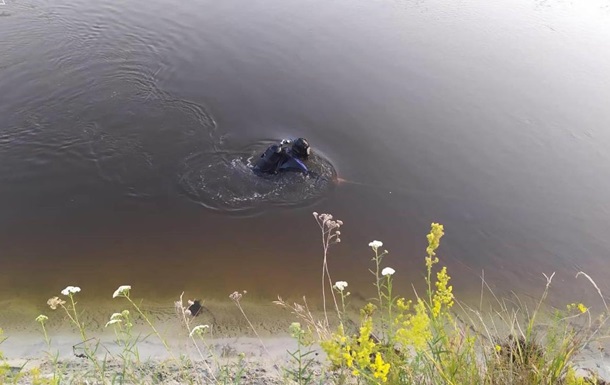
253;139;309;174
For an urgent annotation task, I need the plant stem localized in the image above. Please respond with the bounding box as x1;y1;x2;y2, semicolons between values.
125;296;173;357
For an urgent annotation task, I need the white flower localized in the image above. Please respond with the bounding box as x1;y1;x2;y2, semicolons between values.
334;281;348;291
61;286;81;296
382;267;395;276
229;291;243;302
110;312;123;321
289;322;303;338
47;296;66;310
112;285;131;298
189;324;210;337
368;240;383;250
105;319;122;327
36;314;48;323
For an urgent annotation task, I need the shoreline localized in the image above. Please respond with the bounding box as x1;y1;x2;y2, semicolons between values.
3;325;610;384
3;274;610;383
2;332;310;385
2;300;610;383
0;299;314;384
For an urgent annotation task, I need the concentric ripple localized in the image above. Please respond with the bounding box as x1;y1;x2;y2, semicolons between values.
178;141;337;214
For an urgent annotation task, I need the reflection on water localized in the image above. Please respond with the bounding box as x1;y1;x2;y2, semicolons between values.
0;0;610;313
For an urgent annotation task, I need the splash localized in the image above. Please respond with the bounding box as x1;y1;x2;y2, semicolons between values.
178;141;336;214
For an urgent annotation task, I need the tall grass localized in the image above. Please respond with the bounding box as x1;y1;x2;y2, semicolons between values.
0;212;607;384
279;214;610;385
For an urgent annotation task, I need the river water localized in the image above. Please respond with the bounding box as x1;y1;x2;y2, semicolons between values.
1;0;610;309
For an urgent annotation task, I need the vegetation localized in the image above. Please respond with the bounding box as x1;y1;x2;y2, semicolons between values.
0;212;608;384
288;215;608;385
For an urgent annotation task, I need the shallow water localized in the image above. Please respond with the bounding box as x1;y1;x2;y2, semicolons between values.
1;0;610;310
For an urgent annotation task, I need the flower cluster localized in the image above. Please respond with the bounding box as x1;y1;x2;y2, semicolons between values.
369;240;383;251
432;266;454;317
112;285;131;298
333;281;348;291
321;318;391;382
567;303;588;314
47;296;66;310
61;286;81;296
371;352;391;382
189;324;209;337
320;323;348;368
425;223;444;268
319;221;457;383
105;310;131;328
230;291;245;302
313;212;343;244
289;322;303;338
288;322;314;346
394;298;432;352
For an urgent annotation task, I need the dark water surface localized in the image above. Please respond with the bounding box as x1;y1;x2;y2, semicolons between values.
1;0;610;308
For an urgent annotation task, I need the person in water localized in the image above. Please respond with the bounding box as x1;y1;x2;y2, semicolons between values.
253;137;311;175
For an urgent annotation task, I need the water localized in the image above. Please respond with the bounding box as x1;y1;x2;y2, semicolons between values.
1;0;610;310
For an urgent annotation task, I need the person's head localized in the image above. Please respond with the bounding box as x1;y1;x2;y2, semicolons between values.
292;138;310;159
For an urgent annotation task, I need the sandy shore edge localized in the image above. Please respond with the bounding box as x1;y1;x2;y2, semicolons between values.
2;298;610;383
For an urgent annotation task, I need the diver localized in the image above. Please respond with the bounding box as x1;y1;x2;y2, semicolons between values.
253;137;311;175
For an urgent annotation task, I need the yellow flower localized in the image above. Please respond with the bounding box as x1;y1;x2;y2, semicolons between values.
395;298;431;351
396;298;412;311
354;319;376;369
371;353;391;382
432;266;454;317
426;223;444;257
495;344;502;352
361;303;377;317
342;345;354;368
425;224;443;269
320;324;348;367
425;256;438;269
321;318;387;379
567;303;588;314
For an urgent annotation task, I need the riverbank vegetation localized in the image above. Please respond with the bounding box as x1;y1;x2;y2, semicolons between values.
1;213;608;384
